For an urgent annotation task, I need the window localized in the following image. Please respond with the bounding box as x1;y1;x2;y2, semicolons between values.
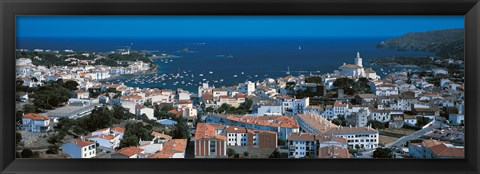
210;141;216;153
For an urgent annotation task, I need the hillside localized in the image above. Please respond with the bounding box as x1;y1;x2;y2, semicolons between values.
377;29;464;59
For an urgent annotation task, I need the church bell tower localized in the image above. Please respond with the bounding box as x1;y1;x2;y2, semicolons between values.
355;52;363;67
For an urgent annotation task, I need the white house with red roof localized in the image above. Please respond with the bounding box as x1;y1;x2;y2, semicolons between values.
22;113;51;133
86;128;122;150
61;140;96;158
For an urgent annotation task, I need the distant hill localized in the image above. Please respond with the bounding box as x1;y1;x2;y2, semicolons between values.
377;28;464;59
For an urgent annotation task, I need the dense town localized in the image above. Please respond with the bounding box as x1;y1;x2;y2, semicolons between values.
15;48;465;159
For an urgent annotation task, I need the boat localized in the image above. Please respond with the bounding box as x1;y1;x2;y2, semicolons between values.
199;74;204;77
209;71;213;74
298;45;301;50
233;75;238;77
241;72;244;75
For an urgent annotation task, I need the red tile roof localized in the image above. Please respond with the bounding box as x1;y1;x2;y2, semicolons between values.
424;140;464;158
86;134;116;140
111;127;125;133
23;113;49;121
74;140;95;147
287;132;315;141
333;102;348;107
177;100;192;105
194;123;226;141
116;147;144;157
226;126;247;133
151;131;172;141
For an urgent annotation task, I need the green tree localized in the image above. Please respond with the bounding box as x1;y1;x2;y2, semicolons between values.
171;116;189;139
86;106;115;132
416;117;431;127
21;149;34;158
63;80;79;91
113;105;131;120
144;98;153;107
205;106;214;113
333;78;355;90
16;80;27;92
331;116;347;126
23;104;37;113
243;151;249;157
31;83;70;111
16;131;22;144
305;76;322;84
373;148;393;158
124;122;154;141
227;148;236;157
16;110;24;130
217;103;232;114
160;105;174;112
367;120;386;129
46;144;60;154
118;136;140;150
355;77;371;92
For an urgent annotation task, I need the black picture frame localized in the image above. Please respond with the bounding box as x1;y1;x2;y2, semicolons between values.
1;0;479;174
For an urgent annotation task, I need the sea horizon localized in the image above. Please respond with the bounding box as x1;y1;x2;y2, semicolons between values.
17;36;434;92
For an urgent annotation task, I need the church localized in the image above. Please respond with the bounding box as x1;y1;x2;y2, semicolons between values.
336;52;380;80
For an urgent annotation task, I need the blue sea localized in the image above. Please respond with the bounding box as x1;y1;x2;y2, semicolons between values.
17;37;434;92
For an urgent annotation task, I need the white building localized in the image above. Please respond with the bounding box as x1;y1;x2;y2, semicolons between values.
333;102;348;117
287;132;317;158
22;113;51;133
135;105;156;120
257;105;283;116
324;126;379;150
373;84;399;96
86;133;121;150
226;127;249;146
370;109;391;123
403;115;417;126
61;140;96;158
280;97;310;116
336;52;370;79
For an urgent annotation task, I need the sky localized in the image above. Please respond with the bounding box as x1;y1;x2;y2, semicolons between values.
16;16;464;38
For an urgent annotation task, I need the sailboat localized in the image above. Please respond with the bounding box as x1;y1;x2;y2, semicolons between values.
286;66;290;75
298;45;301;50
